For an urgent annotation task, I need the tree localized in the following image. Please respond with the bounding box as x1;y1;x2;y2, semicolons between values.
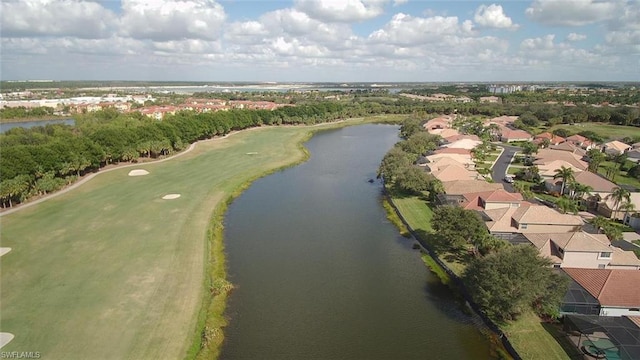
606;187;631;220
603;224;623;241
521;142;538;163
621;202;636;221
398;132;440;159
378;148;413;186
587;148;606;173
567;182;592;201
395;166;431;194
553;166;575;195
555;197;579;214
432;206;488;250
399;118;422;139
552;128;571;138
589;216;610;234
463;245;568;323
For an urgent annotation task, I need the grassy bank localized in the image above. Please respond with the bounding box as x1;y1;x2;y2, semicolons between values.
0;116;404;360
381;197;411;238
387;194;570;360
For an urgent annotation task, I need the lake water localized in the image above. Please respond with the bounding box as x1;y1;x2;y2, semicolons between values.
220;124;492;359
0;119;75;133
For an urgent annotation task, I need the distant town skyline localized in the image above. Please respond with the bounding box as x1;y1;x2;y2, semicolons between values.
1;0;638;82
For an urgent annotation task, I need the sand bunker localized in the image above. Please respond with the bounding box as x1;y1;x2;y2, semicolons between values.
0;333;14;349
246;152;259;155
162;194;181;200
0;248;11;257
128;169;149;176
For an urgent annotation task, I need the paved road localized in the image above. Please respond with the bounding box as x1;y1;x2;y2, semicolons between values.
491;144;520;193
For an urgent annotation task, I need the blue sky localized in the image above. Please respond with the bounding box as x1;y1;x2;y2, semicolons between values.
1;0;638;82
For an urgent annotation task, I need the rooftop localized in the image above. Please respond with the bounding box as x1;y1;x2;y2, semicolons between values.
512;205;583;225
563;268;640;307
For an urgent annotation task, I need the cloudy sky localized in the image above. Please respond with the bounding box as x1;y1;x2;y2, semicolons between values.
1;0;638;82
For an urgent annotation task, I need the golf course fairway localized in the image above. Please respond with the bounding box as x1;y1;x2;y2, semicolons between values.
0;119;398;359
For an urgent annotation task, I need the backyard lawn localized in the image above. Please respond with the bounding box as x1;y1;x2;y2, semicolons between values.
0;118;394;360
597;161;640;190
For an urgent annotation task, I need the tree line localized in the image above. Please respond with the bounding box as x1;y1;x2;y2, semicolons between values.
0;102;348;208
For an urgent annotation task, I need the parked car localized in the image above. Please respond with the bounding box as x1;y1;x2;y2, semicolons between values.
503;175;514;183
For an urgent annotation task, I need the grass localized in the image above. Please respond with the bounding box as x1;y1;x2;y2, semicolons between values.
485;154;499;162
390;195;434;233
597;161;640;190
535;193;560;204
420;253;451;285
381;197;411;238
508;167;522;175
502;312;571;360
634;240;640;246
0;116;402;360
548;123;640;140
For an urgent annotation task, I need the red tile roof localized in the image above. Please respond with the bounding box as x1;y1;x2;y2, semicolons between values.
433;148;471;155
563;268;640;307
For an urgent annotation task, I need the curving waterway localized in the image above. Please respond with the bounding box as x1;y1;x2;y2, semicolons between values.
220;124;492;359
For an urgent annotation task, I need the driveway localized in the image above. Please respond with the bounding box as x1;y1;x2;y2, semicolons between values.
492;144;520;192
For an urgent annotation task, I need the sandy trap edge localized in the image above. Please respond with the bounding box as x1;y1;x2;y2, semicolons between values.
128;169;149;176
162;194;181;200
0;333;14;349
0;248;11;257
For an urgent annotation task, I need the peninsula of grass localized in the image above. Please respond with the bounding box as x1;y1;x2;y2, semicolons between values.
0;115;403;360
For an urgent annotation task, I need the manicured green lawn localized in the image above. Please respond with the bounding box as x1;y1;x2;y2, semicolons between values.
535;193;560;204
485;154;499;162
0;118;396;360
508;167;523;174
597;161;640;190
502;312;571;360
391;196;434;233
549;123;640;140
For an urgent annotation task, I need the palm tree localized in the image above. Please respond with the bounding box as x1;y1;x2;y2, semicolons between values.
555;197;579;214
621;202;636;223
606;186;631;220
568;182;593;201
553;166;575;196
589;216;610;234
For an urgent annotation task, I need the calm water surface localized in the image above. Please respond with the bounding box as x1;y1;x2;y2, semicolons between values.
221;124;491;359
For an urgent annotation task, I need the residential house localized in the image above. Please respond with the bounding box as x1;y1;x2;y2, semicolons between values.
626;149;640;163
481;204;583;236
632;142;640;150
500;128;533;142
523;232;640;269
533;149;588;171
460;189;523;210
441;136;483;150
430;128;459;138
425;153;475;169
561;268;640;317
544;169;617;201
597;192;640;220
426;163;479;182
548;142;587;157
432;147;472;156
438;180;504;205
602;140;631;156
479;96;501;103
483;115;518;127
423;116;454;132
566;134;596;150
533;132;565;146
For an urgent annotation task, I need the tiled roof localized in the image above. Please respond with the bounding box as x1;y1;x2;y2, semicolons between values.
549;142;587;156
534;149;588;170
501;128;532;140
512;205;583;225
442;180;504;195
433;147;472;155
482;189;524;202
609;248;640;267
566;134;588;143
573;171;617;192
430;164;478;182
628;316;640;328
442;138;483;150
430;128;459;138
563;268;640;307
604;140;631;152
538;160;584;177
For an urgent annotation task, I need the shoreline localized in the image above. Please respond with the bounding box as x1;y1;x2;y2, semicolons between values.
0;116;72;124
189;116;403;359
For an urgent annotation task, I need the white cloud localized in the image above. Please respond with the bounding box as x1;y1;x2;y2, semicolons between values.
566;33;587;42
367;13;472;45
294;0;388;22
526;0;620;26
0;0;116;38
119;0;226;41
474;4;518;30
393;0;408;6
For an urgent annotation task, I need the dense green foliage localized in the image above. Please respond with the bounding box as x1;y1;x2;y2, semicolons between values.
0;106;55;119
0;103;347;207
432;206;488;250
463;245;568;323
